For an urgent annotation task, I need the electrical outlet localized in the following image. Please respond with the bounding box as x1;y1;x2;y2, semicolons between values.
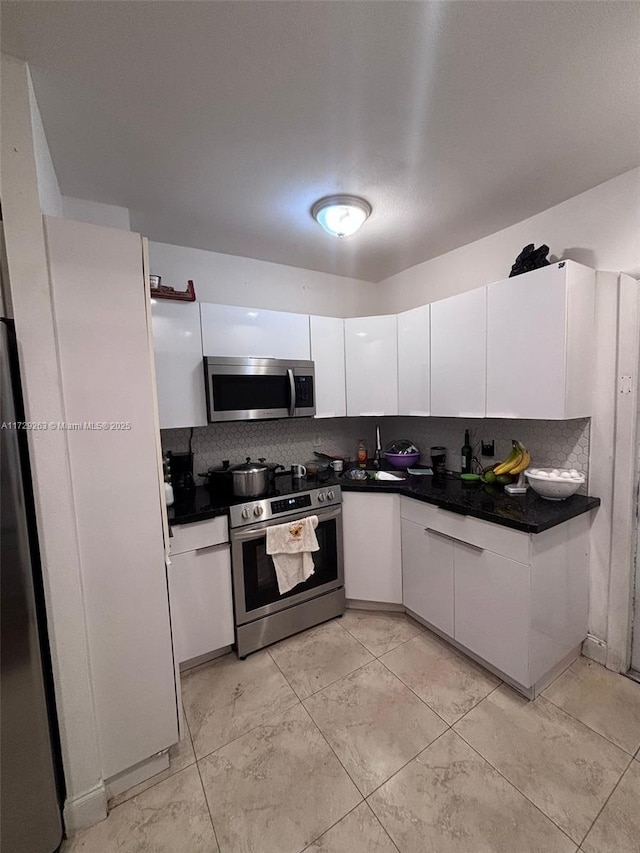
481;440;495;457
313;433;322;447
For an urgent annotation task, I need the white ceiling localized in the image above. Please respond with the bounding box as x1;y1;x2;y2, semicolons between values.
2;1;639;282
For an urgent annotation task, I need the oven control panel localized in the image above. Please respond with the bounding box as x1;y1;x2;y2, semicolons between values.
271;494;312;514
229;486;342;528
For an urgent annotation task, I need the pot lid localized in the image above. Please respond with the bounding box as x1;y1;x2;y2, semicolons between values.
230;457;268;474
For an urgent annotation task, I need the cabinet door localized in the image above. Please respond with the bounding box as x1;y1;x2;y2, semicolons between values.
200;303;310;360
430;288;486;417
168;545;235;664
345;315;398;416
45;217;178;778
343;493;402;603
151;301;207;429
486;261;594;419
454;544;530;686
398;305;430;416
401;519;453;636
310;316;346;418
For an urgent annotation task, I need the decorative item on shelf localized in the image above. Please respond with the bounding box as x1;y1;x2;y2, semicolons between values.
150;275;197;302
509;244;550;277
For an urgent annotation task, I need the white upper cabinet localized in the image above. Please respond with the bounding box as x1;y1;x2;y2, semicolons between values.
398;304;430;416
200;303;310;360
430;288;487;417
151;301;207;429
486;261;596;419
345;314;398;416
310;315;346;418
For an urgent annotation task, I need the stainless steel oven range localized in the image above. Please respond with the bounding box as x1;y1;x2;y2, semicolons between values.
229;485;344;658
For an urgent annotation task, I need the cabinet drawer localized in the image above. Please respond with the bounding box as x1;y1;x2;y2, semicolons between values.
169;515;229;555
399;497;530;565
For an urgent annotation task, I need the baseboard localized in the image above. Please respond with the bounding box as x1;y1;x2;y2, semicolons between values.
106;751;170;799
180;645;232;672
582;634;607;666
346;599;405;612
63;782;108;836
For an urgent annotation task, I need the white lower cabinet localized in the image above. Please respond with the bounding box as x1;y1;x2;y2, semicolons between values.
168;544;234;665
343;493;402;604
454;545;530;687
400;496;589;695
401;519;453;636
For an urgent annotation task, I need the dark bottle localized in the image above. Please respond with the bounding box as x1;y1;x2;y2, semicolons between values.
461;429;473;475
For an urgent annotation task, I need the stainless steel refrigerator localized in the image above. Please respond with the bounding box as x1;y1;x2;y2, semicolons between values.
1;317;64;852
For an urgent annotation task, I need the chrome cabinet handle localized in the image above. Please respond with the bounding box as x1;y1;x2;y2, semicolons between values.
287;368;296;417
424;527;484;552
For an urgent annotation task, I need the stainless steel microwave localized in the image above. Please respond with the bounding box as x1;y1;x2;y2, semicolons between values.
204;357;315;422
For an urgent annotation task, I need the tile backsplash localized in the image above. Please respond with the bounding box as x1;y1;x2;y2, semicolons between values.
161;416;590;486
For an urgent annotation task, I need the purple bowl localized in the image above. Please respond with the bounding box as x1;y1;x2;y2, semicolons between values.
384;451;421;470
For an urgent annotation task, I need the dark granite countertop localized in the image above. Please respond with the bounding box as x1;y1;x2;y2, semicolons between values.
336;470;600;533
167;485;234;526
168;469;600;534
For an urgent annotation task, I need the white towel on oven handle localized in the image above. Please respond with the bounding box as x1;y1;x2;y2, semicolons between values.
265;515;319;595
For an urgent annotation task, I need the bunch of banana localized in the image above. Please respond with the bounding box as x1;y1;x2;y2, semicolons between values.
493;440;531;476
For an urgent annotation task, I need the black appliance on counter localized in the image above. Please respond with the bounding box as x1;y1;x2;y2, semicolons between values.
168;451;195;499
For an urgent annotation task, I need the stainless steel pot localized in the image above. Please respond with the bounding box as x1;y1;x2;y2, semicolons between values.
229;457;269;498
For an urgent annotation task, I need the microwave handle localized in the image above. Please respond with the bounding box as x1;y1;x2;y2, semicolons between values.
287;368;296;416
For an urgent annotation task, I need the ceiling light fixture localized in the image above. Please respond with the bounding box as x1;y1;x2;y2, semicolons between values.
311;195;372;238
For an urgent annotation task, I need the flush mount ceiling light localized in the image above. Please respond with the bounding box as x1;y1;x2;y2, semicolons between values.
311;195;372;238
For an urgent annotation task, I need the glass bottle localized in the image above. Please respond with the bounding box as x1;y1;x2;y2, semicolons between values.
357;439;368;469
461;429;473;474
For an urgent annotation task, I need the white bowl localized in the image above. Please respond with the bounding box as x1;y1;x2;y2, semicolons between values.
525;468;585;501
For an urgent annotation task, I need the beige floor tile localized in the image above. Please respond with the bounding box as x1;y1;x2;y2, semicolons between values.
305;659;447;796
339;609;422;657
581;759;640;853
454;686;630;844
268;619;374;699
368;730;576;853
108;723;196;807
543;657;640;755
199;703;362;853
305;802;397;853
62;765;218;852
380;630;500;724
182;650;298;759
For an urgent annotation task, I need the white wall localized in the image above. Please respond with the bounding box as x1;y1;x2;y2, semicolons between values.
62;196;131;231
27;67;63;217
376;168;640;313
149;241;374;318
1;53;106;831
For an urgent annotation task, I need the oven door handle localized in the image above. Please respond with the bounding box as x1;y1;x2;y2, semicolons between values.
230;505;342;540
287;368;296;417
